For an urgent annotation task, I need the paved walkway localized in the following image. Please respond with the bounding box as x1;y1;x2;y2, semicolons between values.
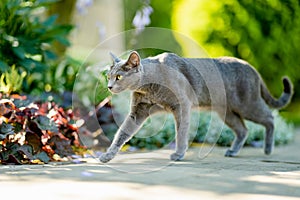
1;130;300;200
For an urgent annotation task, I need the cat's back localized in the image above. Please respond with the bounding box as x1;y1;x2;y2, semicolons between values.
141;52;209;76
143;53;257;76
142;53;260;88
213;56;260;82
142;52;183;68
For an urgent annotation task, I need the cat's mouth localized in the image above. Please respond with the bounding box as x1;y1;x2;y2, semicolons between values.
108;86;122;94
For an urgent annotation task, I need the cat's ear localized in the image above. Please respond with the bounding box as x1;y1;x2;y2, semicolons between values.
126;51;140;68
109;52;121;64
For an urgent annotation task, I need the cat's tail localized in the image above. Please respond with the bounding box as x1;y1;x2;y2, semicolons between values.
261;77;293;109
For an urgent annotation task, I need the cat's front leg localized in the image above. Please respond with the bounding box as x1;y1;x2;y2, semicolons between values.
99;131;131;163
99;146;118;163
99;102;152;163
99;116;140;163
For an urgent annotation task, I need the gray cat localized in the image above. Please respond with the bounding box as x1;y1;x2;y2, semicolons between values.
99;51;293;163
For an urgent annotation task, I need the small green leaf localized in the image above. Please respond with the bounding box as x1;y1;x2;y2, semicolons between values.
43;15;58;27
0;61;9;72
34;151;50;163
12;46;26;59
5;142;20;151
19;58;47;72
34;115;59;133
35;0;59;6
5;154;23;165
55;36;71;46
44;50;57;60
13;98;34;108
0;142;24;164
15;7;31;15
0;122;15;140
18;144;34;160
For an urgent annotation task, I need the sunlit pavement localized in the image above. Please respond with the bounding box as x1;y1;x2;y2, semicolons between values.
1;130;300;200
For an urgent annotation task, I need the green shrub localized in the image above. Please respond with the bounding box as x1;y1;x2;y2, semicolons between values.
73;66;110;108
0;0;73;93
128;114;175;150
0;65;26;95
195;111;294;147
28;56;80;95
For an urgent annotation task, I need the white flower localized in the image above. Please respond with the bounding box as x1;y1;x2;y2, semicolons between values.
76;0;94;15
132;5;153;34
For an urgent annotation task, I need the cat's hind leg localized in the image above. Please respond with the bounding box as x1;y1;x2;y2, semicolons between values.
259;115;274;155
245;103;274;155
223;111;248;157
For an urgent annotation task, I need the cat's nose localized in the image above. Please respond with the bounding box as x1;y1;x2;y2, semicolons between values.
108;86;113;90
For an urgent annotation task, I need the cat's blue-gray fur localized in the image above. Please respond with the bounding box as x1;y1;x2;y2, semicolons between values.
99;51;293;163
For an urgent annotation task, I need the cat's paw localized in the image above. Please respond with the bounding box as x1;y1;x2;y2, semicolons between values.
170;153;185;161
264;147;273;155
224;149;238;157
99;152;115;163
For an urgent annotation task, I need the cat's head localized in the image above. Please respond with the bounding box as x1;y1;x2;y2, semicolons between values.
107;51;142;93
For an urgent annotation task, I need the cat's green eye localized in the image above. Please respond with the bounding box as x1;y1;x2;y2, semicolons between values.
107;75;111;80
116;75;123;81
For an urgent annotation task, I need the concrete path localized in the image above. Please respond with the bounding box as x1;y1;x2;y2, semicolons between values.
1;131;300;200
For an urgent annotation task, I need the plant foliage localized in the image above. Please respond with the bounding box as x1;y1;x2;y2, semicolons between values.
194;111;294;147
0;95;82;164
0;0;73;91
0;65;26;95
